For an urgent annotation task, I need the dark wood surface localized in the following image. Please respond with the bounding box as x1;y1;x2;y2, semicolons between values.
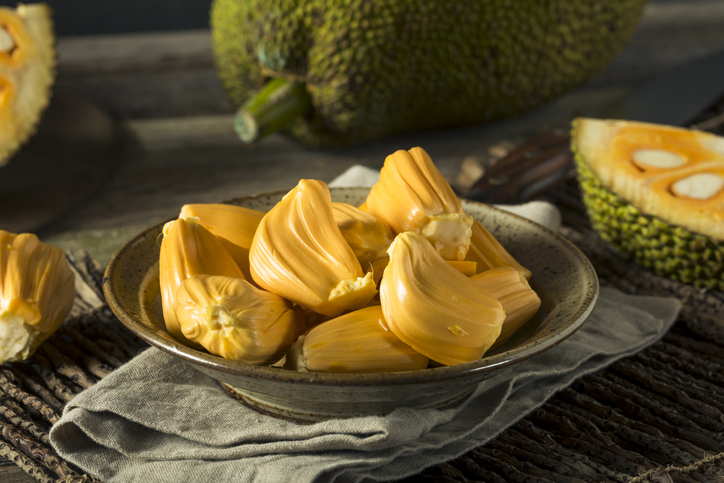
1;1;724;481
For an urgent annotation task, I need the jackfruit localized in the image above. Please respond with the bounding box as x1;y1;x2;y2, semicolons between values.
178;203;264;281
446;260;478;278
210;0;647;148
0;230;74;363
332;202;393;268
0;3;54;167
174;274;305;365
365;147;473;261
572;117;724;290
249;179;377;317
465;220;532;279
159;217;245;345
470;267;541;347
285;305;428;373
380;231;505;366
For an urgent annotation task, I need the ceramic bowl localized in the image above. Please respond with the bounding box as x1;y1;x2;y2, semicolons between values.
103;188;598;421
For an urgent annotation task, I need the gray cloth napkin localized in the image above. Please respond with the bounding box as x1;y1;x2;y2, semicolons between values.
50;166;682;483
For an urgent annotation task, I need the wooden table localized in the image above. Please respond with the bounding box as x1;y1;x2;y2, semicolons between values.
2;1;724;481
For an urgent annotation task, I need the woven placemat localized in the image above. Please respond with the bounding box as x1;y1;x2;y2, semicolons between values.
0;254;149;483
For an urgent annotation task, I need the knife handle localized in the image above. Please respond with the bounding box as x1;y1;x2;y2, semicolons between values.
466;126;574;204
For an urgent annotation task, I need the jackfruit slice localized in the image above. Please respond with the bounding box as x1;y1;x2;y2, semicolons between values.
178;203;264;281
365;147;473;261
332;202;393;268
249;179;377;317
159;217;245;345
0;3;55;167
380;231;505;366
471;267;541;348
285;305;428;373
465;220;532;279
174;274;304;365
573;117;724;290
0;230;74;363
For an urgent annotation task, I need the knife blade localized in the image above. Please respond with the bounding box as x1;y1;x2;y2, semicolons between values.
466;48;724;204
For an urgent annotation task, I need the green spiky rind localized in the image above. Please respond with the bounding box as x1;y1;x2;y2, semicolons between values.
211;0;648;148
572;133;724;291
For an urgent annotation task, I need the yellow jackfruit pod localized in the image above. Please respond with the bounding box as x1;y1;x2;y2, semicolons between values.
446;260;477;277
465;220;532;279
471;267;541;348
380;231;506;366
332;202;393;267
364;147;473;261
249;179;377;317
174;274;305;365
0;4;55;166
284;305;428;373
0;230;74;363
159;217;245;345
178;203;264;281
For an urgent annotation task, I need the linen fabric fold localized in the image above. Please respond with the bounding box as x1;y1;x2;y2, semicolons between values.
50;165;682;483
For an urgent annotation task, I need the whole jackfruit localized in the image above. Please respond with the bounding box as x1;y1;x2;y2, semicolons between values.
211;0;647;148
0;3;55;166
572;117;724;290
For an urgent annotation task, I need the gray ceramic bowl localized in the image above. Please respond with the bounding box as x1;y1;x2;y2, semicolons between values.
103;188;598;421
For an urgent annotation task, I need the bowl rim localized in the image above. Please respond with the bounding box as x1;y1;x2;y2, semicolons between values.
103;187;599;387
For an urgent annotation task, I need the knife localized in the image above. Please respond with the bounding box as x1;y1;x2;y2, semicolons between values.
466;48;724;204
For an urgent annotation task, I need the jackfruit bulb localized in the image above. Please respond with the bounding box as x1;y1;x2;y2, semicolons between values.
178;203;264;281
465;220;532;278
0;230;75;363
365;147;473;261
285;305;428;373
159;217;245;345
210;0;647;148
573;118;724;290
175;274;305;365
471;267;541;348
332;202;393;268
380;231;506;366
0;3;55;167
249;179;377;317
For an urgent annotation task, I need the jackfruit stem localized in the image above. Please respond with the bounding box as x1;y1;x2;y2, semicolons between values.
235;78;313;143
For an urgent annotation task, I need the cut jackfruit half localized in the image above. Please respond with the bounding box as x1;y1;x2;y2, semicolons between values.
573;117;724;290
0;3;55;167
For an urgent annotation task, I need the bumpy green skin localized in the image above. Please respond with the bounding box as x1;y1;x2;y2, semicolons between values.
211;0;648;148
573;141;724;291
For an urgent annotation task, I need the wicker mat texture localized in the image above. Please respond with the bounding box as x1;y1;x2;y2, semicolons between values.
2;187;724;482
